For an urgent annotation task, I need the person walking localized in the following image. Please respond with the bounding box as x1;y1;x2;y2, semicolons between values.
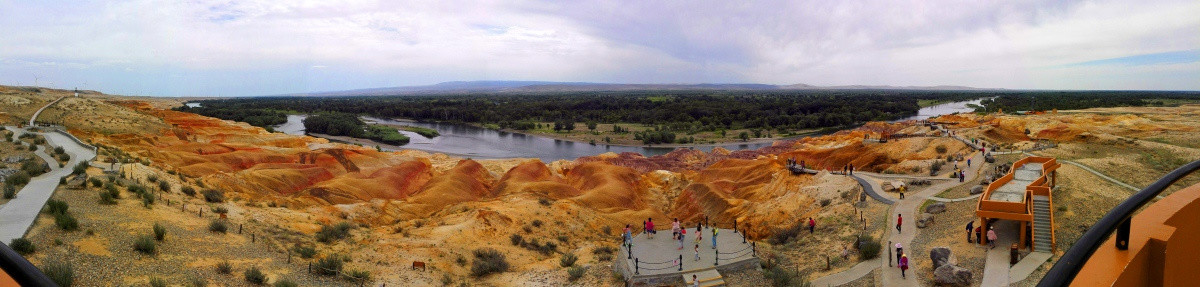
987;227;998;249
959;170;965;182
691;274;700;287
808;217;816;234
967;158;972;167
694;243;700;261
894;242;903;265
896;214;903;233
898;254;909;279
623;224;633;247
672;218;681;237
899;185;906;199
965;221;974;243
849;164;854;175
975;226;982;244
645;218;656;239
678;228;687;250
711;227;719;249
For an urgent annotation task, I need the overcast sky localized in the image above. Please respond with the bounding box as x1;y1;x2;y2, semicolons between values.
1;0;1197;97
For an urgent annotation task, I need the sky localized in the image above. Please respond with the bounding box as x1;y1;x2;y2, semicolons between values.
0;0;1197;97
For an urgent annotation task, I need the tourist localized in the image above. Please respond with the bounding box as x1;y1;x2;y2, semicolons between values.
896;214;903;233
678;228;687;250
899;185;906;199
712;227;719;249
965;221;974;243
842;245;849;259
959;170;965;182
808;217;816;234
975;226;982;244
849;164;854;175
899;254;909;279
987;227;998;249
646;218;656;239
967;158;972;167
623;224;633;246
894;242;903;265
672;218;681;237
694;243;700;261
692;274;700;287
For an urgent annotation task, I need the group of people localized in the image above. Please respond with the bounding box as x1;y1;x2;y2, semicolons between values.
965;220;998;248
842;163;855;175
622;218;724;265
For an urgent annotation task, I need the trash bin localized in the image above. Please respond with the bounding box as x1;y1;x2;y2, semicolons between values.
1010;243;1019;265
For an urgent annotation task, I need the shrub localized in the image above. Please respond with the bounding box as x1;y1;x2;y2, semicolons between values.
54;213;79;231
149;277;167;287
441;274;454;285
567;266;586;282
211;206;229;214
273;279;297;287
314;255;345;276
99;190;118;205
3;184;14;199
531;219;543;228
935;144;948;154
455;254;468;266
216;261;233;274
10;238;35;255
556;235;570;244
153;223;167;241
7;171;30;186
593;246;616;256
181;186;196;196
559;252;577;267
315;222;354;243
344;269;371;283
42;262;74;287
142;192;155;208
203;189;225;203
89;177;103;187
134;235;157;254
54;146;65;154
72;162;87;175
158;181;170;192
471;248;509;277
147;174;158;183
209;220;228;233
187;276;208;287
770;222;804;245
763;260;810;287
510;234;523;246
293;245;317;259
538;198;551;206
858;235;881;260
244;266;266;285
819;198;832;207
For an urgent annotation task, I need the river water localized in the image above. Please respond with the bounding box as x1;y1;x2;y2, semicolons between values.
274;98;983;161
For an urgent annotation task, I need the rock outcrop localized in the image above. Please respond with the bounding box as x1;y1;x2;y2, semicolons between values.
916;213;935;228
925;202;946;214
933;264;973;286
970;185;985;195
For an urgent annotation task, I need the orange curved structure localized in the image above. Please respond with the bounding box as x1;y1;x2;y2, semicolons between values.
975;156;1061;251
1071;182;1200;286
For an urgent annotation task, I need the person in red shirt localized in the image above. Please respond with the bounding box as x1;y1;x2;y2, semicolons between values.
808;217;816;234
896;214;903;233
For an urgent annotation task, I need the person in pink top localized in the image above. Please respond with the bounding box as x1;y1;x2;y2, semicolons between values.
987;226;998;249
645;218;656;239
898;254;909;278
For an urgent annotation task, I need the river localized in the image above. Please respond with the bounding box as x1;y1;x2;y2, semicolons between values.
274;98;984;161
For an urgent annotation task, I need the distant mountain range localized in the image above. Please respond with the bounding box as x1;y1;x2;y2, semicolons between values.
273;81;997;97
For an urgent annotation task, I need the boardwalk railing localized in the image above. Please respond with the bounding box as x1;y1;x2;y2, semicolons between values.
1038;159;1200;286
0;242;55;286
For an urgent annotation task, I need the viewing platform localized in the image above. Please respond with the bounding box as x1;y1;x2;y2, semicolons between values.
614;226;759;286
976;156;1061;252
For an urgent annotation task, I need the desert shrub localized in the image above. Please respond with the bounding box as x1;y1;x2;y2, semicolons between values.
441;274;454;285
819;198;832;207
593;246;616;256
89;177;103;187
158;181;170;192
203;189;225;203
858;235;881;260
315;222;353;243
344;269;371;282
54;213;79;231
471;248;509;277
134;235;157;254
209;220;228;233
559;252;577;267
935;144;948;154
930;160;945;175
147;174;158;183
244;266;266;285
7;171;30;186
216;261;233;274
181;186;196;196
27;144;36;151
455;254;468;266
3;184;14;199
142;192;155;208
53;146;64;154
153;223;167;241
293;245;317;259
510;234;523;246
42;261;74;287
99;190;118;205
532;219;543;228
538;198;551;206
770;222;804;245
10;238;35;255
212;206;229;214
272;279;297;287
127;184;146;194
72;162;86;175
314;255;345;276
602;225;612;235
149;277;167;287
567;266;585;281
187;276;208;287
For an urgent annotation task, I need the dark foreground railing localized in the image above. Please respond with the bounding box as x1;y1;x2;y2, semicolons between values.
0;242;56;286
1038;159;1200;286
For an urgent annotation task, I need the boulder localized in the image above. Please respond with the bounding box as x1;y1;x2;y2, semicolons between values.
933;264;973;286
916;213;935;228
970;185;985;195
925;203;946;214
881;181;904;193
929;247;957;270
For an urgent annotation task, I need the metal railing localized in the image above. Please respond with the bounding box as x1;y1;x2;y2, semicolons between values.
1038;159;1200;286
0;242;56;286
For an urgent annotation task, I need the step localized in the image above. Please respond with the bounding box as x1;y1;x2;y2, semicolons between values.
684;269;724;287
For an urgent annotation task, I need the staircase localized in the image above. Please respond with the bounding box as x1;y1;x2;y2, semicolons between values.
1032;195;1053;252
683;269;726;287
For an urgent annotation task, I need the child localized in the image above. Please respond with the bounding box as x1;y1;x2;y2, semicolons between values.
694;244;700;261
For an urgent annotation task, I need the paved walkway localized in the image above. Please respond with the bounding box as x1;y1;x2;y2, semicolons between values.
981;220;1019;286
809;258;880;286
28;95;66;126
0;127;97;244
851;174;895;205
617;226;756;278
1009;252;1052;283
928;193;982;203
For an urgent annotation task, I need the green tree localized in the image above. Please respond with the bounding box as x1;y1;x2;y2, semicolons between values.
738;131;750;142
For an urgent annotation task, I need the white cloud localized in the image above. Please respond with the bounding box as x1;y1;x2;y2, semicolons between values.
0;0;1196;96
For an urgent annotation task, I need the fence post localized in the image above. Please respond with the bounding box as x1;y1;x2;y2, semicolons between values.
714;248;719;266
752;242;756;256
678;254;683;271
888;240;893;267
733;219;738;233
239;224;243;234
742;229;747;244
199;209;202;217
635;258;639;275
252;233;256;243
627;244;632;259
